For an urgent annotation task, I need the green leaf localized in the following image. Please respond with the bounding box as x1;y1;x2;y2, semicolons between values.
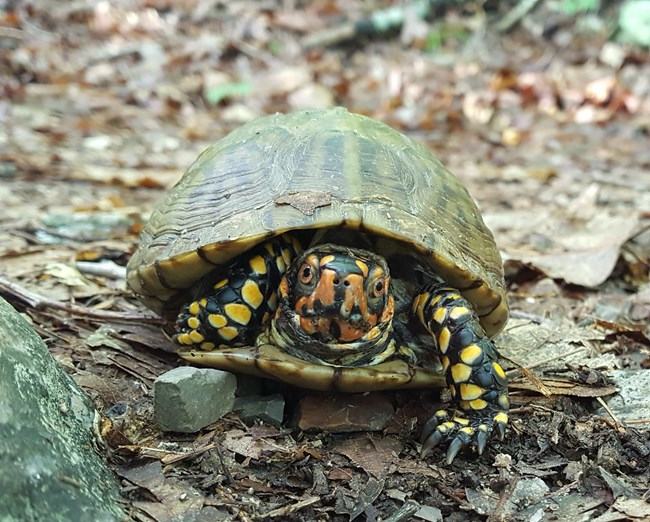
204;82;252;105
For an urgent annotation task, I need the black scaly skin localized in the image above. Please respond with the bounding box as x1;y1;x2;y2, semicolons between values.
175;237;300;349
414;283;509;464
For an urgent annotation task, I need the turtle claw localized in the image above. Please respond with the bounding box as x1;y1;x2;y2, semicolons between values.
420;410;508;462
446;437;465;464
476;428;488;455
496;419;507;441
420;410;449;444
421;430;445;457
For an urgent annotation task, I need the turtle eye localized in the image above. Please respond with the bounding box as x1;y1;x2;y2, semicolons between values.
299;263;314;284
372;277;387;298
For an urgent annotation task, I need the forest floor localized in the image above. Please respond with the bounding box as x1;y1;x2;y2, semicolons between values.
1;1;649;521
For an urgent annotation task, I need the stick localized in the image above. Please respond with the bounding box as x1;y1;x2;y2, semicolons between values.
0;274;161;324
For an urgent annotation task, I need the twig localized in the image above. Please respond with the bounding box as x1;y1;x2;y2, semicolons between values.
303;0;437;48
0;274;161;324
0;27;26;39
257;496;321;519
495;0;542;33
76;260;127;280
596;397;625;429
517;345;588;372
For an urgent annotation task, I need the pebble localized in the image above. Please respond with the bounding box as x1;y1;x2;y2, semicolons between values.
295;393;394;432
154;367;236;432
234;394;285;427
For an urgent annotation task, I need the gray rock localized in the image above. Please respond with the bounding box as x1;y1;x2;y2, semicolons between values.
154;367;237;432
599;370;650;428
234;394;285;427
0;297;124;521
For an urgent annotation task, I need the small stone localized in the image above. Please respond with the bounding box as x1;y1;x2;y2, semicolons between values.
154;367;236;433
295;393;394;432
234;394;285;427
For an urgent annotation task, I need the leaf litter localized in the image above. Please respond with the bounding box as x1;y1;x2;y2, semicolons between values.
1;1;649;520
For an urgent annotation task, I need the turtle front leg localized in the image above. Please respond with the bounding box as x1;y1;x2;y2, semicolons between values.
412;283;509;463
175;236;301;349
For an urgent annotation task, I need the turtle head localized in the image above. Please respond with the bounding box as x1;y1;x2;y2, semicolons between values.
270;244;395;365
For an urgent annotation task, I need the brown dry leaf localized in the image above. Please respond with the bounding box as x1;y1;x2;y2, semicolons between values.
117;461;204;521
222;429;297;460
333;435;403;479
510;214;639;287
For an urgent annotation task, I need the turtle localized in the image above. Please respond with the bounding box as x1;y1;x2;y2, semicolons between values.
127;107;510;463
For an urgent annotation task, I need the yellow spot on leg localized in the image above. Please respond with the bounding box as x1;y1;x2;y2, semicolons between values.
433;307;447;324
219;326;238;341
441;356;450;373
451;363;472;383
208;314;227;328
187;317;200;329
224;303;252;325
460;344;483;365
494;412;509;425
214;278;229;289
276;256;286;273
438;327;450;354
189;330;204;343
469;399;488;410
188;301;200;315
242;280;264;309
460;383;484;401
415;292;429;325
493;362;506;380
449;306;470;320
200;342;215;351
281;248;292;266
249;255;267;275
178;333;192;345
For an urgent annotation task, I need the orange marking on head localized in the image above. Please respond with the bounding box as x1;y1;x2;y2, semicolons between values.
319;254;335;266
341;273;366;315
354;260;369;277
311;268;337;307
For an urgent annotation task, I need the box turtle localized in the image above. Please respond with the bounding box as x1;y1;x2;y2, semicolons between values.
127;107;510;463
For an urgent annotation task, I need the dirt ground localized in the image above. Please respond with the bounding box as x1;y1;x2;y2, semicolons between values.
1;1;649;521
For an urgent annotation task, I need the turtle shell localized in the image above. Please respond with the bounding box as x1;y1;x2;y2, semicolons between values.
127;108;508;337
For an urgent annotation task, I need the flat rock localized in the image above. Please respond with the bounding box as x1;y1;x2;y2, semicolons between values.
295;393;395;432
154;367;237;432
597;369;650;428
234;394;285;427
0;297;124;521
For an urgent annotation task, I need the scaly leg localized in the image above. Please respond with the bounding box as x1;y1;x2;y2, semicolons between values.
175;236;301;349
412;283;509;463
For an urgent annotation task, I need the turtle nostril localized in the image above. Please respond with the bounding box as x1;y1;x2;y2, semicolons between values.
333;278;340;285
343;280;350;287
